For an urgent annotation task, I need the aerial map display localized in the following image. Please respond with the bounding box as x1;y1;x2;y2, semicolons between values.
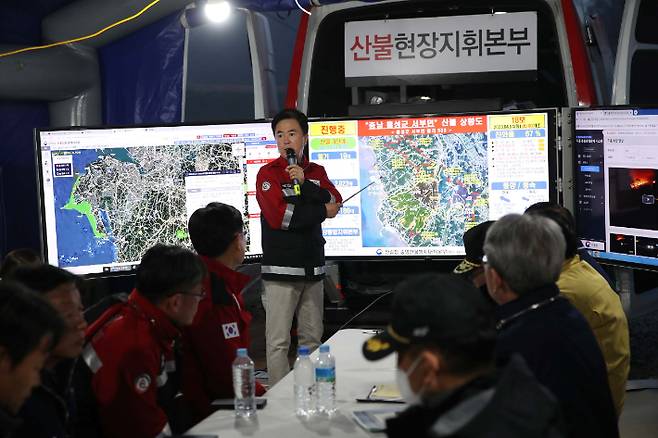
359;123;488;249
308;113;552;257
37;112;553;275
57;144;238;264
38;124;272;275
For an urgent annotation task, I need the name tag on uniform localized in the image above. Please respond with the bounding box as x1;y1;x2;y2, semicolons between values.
309;179;320;186
222;322;240;339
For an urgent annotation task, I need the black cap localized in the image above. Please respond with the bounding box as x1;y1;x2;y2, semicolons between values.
453;221;495;274
362;274;496;361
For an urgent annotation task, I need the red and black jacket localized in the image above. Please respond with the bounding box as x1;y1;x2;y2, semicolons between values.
77;291;182;438
182;257;265;423
256;156;341;281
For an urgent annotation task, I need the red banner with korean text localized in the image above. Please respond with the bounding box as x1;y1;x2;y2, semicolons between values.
357;116;487;136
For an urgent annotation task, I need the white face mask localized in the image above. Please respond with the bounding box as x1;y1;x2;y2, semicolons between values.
395;355;424;406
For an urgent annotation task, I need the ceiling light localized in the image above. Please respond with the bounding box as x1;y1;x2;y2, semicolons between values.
205;0;231;23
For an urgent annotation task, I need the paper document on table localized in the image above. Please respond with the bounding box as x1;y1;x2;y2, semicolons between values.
370;383;402;400
357;383;404;403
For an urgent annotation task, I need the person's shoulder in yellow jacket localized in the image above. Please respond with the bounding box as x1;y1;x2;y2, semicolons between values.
557;254;630;417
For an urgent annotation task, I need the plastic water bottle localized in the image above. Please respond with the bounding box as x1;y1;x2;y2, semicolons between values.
233;348;256;417
293;346;316;417
315;344;336;415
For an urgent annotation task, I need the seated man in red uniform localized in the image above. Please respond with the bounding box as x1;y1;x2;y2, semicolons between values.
78;244;206;438
183;202;265;422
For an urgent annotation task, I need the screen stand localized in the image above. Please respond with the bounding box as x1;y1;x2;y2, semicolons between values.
614;266;634;316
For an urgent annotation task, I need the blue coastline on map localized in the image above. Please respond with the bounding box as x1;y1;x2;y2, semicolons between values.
359;140;406;248
70;150;103;173
106;148;139;167
53;150;117;267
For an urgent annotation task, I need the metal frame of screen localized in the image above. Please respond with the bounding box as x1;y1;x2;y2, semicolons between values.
34;119;272;278
572;105;658;271
311;108;561;261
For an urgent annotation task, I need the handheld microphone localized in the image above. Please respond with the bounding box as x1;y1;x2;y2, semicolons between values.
285;148;302;196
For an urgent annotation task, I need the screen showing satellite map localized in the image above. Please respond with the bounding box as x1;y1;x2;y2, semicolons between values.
38;123;274;275
308;111;557;257
37;111;556;275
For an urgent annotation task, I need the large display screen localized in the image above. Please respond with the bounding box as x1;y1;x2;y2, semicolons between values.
37;122;275;275
37;110;557;275
311;111;557;257
574;107;658;268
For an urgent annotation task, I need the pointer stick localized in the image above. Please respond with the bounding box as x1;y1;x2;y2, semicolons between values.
341;181;375;204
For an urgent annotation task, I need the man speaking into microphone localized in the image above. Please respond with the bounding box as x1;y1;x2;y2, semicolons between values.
256;108;342;385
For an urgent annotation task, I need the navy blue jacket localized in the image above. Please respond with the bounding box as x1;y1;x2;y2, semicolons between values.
386;355;566;438
0;407;20;438
15;359;77;438
495;283;618;438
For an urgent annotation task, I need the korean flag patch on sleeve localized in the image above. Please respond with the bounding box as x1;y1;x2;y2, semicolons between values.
222;322;240;339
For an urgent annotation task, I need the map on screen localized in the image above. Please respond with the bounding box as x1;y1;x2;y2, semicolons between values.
53;143;239;266
37;111;555;275
359;128;488;248
309;112;554;257
39;123;272;275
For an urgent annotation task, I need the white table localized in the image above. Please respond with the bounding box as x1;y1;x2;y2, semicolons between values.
186;329;399;437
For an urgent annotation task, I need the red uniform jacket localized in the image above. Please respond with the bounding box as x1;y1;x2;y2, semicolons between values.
81;291;181;438
256;156;342;281
182;257;265;422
